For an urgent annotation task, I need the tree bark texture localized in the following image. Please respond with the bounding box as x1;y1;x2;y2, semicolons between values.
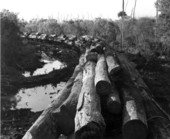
75;61;105;139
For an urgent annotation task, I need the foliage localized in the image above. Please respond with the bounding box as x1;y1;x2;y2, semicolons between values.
158;0;170;52
116;17;156;54
118;11;127;17
1;10;40;74
24;18;120;45
1;10;22;67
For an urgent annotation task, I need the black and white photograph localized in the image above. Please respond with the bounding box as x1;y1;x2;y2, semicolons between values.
1;0;170;139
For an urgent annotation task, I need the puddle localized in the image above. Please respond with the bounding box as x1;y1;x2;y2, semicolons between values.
23;59;66;77
11;82;66;112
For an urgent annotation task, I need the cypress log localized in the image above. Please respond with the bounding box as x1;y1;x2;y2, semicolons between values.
51;70;83;136
75;58;105;139
90;44;104;54
85;48;98;63
121;86;148;139
118;54;170;139
95;54;111;96
106;84;121;114
22;60;84;139
106;54;122;81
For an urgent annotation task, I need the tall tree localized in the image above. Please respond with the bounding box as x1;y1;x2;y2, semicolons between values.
1;10;22;67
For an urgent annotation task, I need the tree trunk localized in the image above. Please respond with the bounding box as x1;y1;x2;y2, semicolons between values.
95;54;111;96
106;54;122;82
106;84;122;114
118;54;170;139
75;60;105;139
121;86;148;139
22;61;84;139
57;71;83;135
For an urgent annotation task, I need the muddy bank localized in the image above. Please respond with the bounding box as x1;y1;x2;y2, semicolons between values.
1;41;79;96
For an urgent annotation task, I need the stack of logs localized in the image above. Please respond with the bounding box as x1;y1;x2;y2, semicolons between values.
23;44;170;139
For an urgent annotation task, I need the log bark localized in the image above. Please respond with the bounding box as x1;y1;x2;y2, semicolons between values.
75;60;105;139
106;84;121;114
118;54;170;139
106;54;122;82
95;54;111;96
22;62;84;139
121;86;148;139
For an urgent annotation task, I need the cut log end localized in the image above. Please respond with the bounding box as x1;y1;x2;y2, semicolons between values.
123;120;148;139
86;52;97;63
110;66;121;76
107;100;121;114
75;122;104;139
96;81;111;96
109;66;122;82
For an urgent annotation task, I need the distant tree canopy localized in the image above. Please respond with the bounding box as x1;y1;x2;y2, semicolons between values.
2;5;170;63
1;10;40;74
1;10;23;67
24;18;119;44
158;0;170;51
115;17;156;54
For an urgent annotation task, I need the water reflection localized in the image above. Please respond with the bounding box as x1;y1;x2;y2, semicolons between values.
12;82;66;112
23;60;66;77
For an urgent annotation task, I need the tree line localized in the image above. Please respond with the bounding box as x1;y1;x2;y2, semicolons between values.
1;0;170;73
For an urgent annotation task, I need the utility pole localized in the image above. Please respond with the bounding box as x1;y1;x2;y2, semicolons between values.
121;0;125;49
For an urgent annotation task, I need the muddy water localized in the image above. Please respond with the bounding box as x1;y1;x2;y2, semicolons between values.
23;59;66;77
1;59;68;139
11;82;66;112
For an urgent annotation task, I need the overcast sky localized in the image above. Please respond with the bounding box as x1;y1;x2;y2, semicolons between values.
0;0;157;21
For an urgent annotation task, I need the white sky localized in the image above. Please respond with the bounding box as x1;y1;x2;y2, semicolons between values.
0;0;157;21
